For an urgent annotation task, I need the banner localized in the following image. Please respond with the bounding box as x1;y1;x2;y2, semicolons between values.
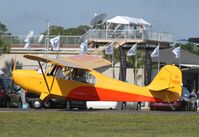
80;40;88;55
50;36;60;50
151;45;159;57
24;31;34;48
172;47;180;58
127;43;137;56
38;34;44;43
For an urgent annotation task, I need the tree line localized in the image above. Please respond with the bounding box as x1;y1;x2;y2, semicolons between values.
1;21;199;56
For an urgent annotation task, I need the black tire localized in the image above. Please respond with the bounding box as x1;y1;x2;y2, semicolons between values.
121;102;126;110
32;98;43;109
150;107;154;111
184;104;188;111
6;99;10;108
43;99;52;108
65;100;71;110
79;101;87;110
193;103;197;112
136;102;141;111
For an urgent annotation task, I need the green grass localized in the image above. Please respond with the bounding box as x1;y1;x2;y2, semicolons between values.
0;111;199;137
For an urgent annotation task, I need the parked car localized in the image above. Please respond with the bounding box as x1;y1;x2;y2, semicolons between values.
86;101;121;110
0;77;22;108
150;87;197;111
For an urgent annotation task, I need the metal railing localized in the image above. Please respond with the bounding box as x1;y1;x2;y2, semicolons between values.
2;29;173;49
1;35;83;48
87;29;173;43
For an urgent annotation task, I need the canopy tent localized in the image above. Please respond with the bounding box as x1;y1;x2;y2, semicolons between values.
106;16;151;30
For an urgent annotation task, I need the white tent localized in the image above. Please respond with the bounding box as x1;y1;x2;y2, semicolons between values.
106;16;151;30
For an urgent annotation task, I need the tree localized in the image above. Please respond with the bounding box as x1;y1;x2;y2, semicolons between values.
43;25;90;36
175;42;199;56
47;25;65;35
0;22;10;54
0;22;8;35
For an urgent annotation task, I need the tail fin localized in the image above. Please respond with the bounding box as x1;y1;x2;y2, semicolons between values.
148;65;182;96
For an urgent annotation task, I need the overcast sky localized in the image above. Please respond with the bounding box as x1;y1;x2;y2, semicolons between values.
0;0;198;40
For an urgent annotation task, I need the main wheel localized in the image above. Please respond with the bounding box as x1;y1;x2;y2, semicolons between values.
32;98;43;109
43;99;52;108
65;100;71;110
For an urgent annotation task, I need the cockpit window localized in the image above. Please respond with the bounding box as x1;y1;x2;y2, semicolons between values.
71;68;96;84
47;65;96;84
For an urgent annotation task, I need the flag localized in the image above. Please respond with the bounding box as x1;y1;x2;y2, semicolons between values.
38;34;44;43
24;42;30;49
24;31;34;48
127;43;137;56
80;40;88;55
105;42;113;55
172;47;180;58
50;36;60;50
151;45;159;57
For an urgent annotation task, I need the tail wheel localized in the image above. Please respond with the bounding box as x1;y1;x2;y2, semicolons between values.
32;98;43;109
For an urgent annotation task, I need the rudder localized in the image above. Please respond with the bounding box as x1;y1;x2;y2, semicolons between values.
148;65;182;96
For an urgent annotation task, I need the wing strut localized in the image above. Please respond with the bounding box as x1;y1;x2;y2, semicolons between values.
38;61;50;93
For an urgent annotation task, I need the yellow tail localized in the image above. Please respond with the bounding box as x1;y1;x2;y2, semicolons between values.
148;65;182;96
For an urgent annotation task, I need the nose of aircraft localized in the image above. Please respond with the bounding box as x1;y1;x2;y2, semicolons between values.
12;69;31;90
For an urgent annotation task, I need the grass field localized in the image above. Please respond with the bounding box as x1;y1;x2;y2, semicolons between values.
0;111;199;137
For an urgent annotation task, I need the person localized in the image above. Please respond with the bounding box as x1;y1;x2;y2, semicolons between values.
190;89;197;99
55;66;65;79
189;89;197;111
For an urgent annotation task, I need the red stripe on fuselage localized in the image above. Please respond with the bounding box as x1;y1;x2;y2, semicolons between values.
67;86;162;102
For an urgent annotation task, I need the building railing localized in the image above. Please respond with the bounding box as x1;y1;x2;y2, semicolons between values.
87;29;173;43
2;29;172;50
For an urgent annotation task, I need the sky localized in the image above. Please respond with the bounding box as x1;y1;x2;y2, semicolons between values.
0;0;199;40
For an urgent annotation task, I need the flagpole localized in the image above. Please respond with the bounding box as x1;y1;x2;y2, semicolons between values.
46;20;50;56
179;46;181;69
135;51;137;85
158;56;160;72
112;45;115;79
158;43;160;72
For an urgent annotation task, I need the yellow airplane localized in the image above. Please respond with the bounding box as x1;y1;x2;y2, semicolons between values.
12;55;182;109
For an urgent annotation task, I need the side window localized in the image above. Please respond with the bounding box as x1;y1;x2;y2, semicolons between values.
71;69;96;84
85;72;96;84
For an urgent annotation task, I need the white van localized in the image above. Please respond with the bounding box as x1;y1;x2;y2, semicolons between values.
86;101;142;110
86;101;122;110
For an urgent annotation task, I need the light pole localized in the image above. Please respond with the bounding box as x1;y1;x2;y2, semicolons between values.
45;20;50;56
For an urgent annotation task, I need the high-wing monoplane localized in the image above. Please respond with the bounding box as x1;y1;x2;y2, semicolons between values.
12;55;182;109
